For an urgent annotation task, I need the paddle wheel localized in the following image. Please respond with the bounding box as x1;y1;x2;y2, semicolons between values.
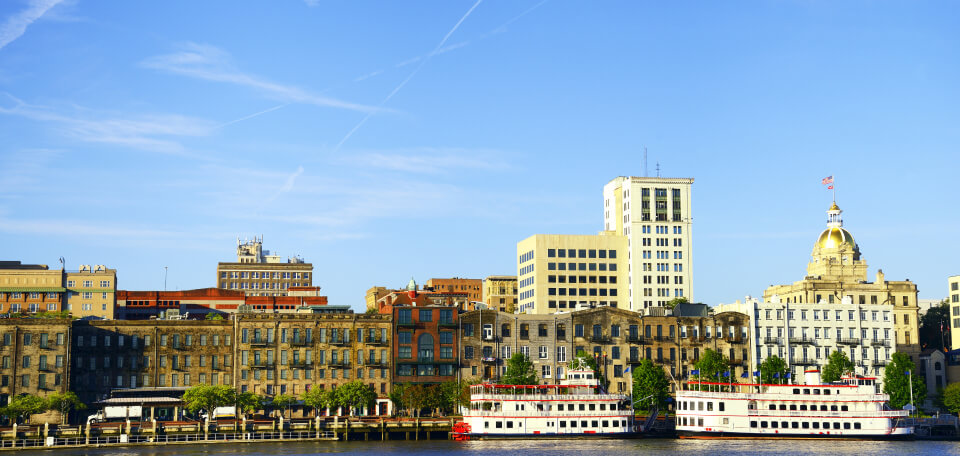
452;421;471;440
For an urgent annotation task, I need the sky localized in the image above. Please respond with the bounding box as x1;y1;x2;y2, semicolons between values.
0;0;957;311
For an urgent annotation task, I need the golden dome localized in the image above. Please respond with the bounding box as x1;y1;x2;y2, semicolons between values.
816;227;855;249
829;202;840;211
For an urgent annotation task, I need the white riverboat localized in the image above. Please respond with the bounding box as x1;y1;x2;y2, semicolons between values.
675;369;913;439
456;360;636;439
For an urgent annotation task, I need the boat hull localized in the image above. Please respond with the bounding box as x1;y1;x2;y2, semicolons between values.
677;430;915;441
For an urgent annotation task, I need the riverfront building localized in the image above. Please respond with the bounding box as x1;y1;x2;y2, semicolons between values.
64;264;117;319
0;318;72;422
0;261;65;314
482;275;518;313
603;176;694;310
950;275;960;350
217;237;313;297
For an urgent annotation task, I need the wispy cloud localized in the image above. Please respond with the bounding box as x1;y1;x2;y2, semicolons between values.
0;0;63;51
141;43;386;114
344;148;509;174
0;216;182;239
335;0;484;150
0;92;217;154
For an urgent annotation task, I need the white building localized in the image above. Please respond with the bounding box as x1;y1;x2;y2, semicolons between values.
602;177;694;311
729;295;897;388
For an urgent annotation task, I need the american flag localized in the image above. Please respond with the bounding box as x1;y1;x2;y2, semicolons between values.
821;176;834;185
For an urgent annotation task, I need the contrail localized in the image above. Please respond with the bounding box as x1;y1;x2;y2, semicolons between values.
334;0;483;151
218;103;291;129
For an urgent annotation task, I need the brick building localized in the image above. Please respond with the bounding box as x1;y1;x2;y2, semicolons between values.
393;304;459;386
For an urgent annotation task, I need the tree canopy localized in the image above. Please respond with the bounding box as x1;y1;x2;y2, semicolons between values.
665;297;689;310
46;392;86;425
235;391;262;416
182;385;236;417
502;353;538;385
631;359;670;411
695;349;729;381
919;300;950;351
337;380;376;415
2;395;48;424
821;350;855;383
883;352;927;410
941;383;960;414
758;355;789;385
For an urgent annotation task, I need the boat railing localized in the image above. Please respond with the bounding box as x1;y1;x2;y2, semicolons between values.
743;409;907;418
464;410;634;418
678;390;890;402
470;393;631;402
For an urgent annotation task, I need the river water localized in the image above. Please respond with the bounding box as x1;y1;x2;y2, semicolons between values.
13;439;960;456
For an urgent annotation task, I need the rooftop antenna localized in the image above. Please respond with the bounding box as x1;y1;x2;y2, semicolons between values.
164;266;168;291
656;162;661;178
643;147;648;177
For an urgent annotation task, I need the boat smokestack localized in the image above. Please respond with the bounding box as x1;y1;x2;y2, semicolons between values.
805;369;821;385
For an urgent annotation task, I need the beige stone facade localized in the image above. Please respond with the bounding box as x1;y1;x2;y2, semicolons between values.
603;177;695;310
482;276;517;313
764;203;920;359
0;318;72;409
217;237;313;297
0;262;64;314
65;265;117;319
516;233;628;314
426;278;482;303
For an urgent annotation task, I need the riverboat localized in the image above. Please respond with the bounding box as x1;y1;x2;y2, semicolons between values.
455;359;636;439
675;369;913;439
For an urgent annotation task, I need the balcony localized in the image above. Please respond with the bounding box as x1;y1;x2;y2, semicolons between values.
326;359;350;367
872;359;888;367
870;339;890;347
590;334;611;344
289;360;314;369
626;335;647;344
330;339;351;346
364;359;389;368
837;338;861;345
727;358;746;366
397;320;415;328
791;358;817;366
788;337;815;345
481;357;498;364
727;337;747;345
628;356;643;364
39;343;54;350
249;360;275;369
438;320;458;328
289;339;312;346
653;335;671;342
764;337;782;345
366;338;390;346
482;335;501;343
249;338;271;347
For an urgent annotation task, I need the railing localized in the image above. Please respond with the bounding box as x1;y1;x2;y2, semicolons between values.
763;337;781;345
728;338;747;345
289;361;314;368
289;339;312;346
366;338;389;346
746;409;906;418
249;339;271;347
249;361;276;369
837;337;861;345
870;339;891;347
790;358;817;366
653;335;671;342
590;335;611;343
364;360;388;367
330;339;351;346
326;359;350;367
472;392;630;402
438;321;458;328
679;390;892;402
397;320;415;327
626;335;646;344
464;409;632;418
788;337;815;345
628;356;643;364
872;360;888;367
728;358;745;366
481;357;498;363
482;335;500;342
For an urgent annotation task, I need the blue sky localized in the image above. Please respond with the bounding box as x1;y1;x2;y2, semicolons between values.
1;1;957;310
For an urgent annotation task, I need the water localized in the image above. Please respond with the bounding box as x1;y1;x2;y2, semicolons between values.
12;439;960;456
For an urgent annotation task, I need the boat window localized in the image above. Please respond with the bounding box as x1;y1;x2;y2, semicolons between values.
570;420;576;427
824;389;831;395
610;404;617;410
782;421;788;429
844;423;851;429
799;405;807;411
698;418;704;427
707;402;713;412
558;420;566;428
823;422;830;429
841;405;848;411
769;404;776;410
750;421;758;428
579;404;586;411
792;422;799;429
698;402;703;411
589;404;596;411
600;404;606;411
833;422;840;429
812;422;819;429
854;423;861;430
496;421;503;428
771;421;778;429
779;404;786;410
506;422;514;429
820;405;828;411
761;421;768;428
557;404;564;411
802;422;809;429
582;420;588;428
803;388;810;395
484;422;489;428
793;388;801;394
789;404;797;411
602;420;609;427
719;402;725;412
831;405;838;412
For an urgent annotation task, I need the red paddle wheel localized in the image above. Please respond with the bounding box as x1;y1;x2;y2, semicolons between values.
452;421;472;440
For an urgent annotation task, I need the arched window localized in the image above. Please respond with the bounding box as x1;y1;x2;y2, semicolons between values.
418;333;434;361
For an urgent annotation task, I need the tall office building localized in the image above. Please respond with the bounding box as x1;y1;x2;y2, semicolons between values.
216;237;313;297
603;177;694;311
949;275;960;350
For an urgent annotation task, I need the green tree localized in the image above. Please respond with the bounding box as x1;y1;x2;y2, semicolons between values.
631;359;670;411
403;384;430;417
941;382;960;414
695;349;729;383
665;297;689;310
3;395;47;424
821;350;855;383
45;392;86;425
502;353;538;385
337;380;376;416
919;300;950;350
573;351;609;390
323;388;343;415
300;387;330;417
758;355;789;385
234;391;262;417
883;352;927;410
271;393;297;419
205;313;224;320
182;385;236;420
388;383;406;416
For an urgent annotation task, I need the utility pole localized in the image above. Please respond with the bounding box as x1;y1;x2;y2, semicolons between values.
907;369;914;417
164;267;168;291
